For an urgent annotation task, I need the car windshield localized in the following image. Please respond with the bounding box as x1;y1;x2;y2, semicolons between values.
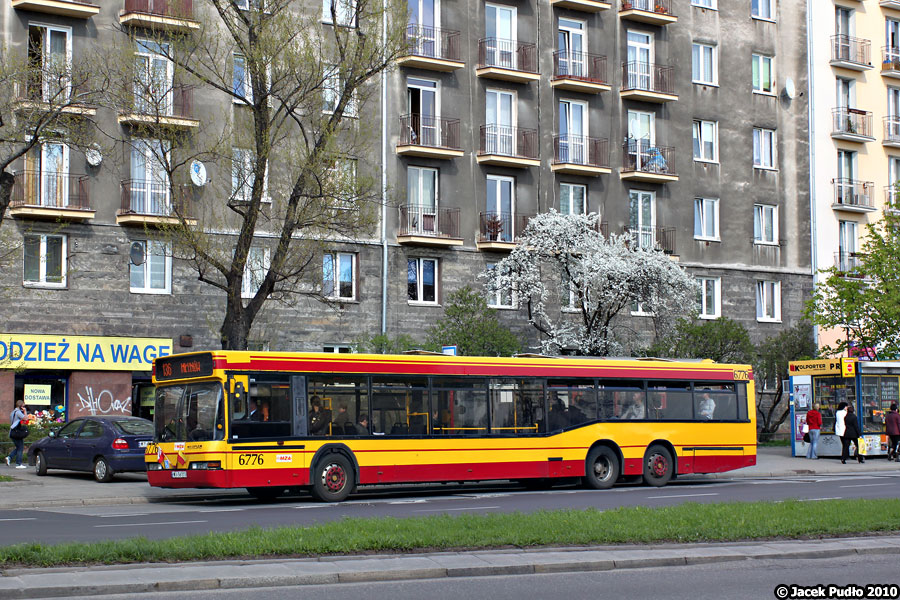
155;383;224;442
114;420;154;436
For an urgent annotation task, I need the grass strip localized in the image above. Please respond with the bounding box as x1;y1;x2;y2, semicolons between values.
2;498;899;568
0;475;13;482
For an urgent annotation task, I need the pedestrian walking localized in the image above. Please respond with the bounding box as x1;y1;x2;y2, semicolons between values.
805;403;822;459
885;403;900;462
6;399;28;469
842;404;864;464
835;402;849;464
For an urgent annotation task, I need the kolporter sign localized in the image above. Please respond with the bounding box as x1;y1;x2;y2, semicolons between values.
0;334;173;371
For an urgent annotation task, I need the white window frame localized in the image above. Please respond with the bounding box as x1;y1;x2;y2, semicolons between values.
693;197;719;241
23;233;66;288
232;147;269;203
751;0;774;22
134;38;173;115
697;277;721;319
486;174;516;242
486;262;516;309
322;0;357;27
232;53;252;104
407;257;439;305
753;204;779;245
559;182;586;215
129;240;171;295
692;120;718;163
27;23;73;103
752;54;774;95
691;42;717;86
753;128;776;169
323;252;357;301
130;138;171;215
323;65;358;117
756;280;782;323
691;0;716;8
241;246;270;299
24;140;70;208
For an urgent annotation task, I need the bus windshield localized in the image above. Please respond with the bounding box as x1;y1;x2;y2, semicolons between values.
155;382;225;442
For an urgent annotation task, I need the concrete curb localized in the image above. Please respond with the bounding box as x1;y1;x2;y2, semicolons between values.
2;537;899;599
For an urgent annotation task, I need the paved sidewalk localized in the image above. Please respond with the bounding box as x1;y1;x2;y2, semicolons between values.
1;446;897;510
1;535;898;599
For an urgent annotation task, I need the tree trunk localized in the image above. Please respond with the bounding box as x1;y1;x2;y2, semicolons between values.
0;170;15;230
219;290;252;350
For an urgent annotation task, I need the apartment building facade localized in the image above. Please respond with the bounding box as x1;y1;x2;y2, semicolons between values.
0;0;811;416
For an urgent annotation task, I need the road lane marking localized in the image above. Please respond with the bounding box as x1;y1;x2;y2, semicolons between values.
414;506;500;512
839;483;895;488
94;520;207;528
798;497;842;502
0;518;37;522
197;508;246;513
97;514;150;518
389;499;428;504
645;493;719;499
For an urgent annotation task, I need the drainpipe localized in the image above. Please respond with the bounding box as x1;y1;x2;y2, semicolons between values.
806;0;819;348
380;0;389;336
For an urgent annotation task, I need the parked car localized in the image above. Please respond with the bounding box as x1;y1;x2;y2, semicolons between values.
28;416;154;483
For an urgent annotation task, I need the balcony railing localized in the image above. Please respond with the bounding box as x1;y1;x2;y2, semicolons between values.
832;178;874;209
398;204;459;239
123;0;193;19
882;47;900;72
623;225;676;255
127;83;193;120
834;252;865;276
121;179;183;217
479;124;539;160
831;35;871;67
553;135;609;168
621;0;674;16
552;50;607;84
832;108;873;138
398;114;461;150
622;140;676;176
404;24;461;62
477;38;538;74
884;117;900;145
478;212;533;244
622;61;675;96
10;171;90;210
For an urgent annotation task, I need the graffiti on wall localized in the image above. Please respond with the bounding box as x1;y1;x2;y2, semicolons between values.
75;386;132;416
68;372;133;420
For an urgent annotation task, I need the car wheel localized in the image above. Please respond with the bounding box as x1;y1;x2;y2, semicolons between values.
34;452;47;476
584;446;619;490
94;457;114;483
310;453;355;502
643;444;674;488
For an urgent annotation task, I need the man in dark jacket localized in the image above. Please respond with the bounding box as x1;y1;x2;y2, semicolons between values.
842;404;864;464
886;403;900;461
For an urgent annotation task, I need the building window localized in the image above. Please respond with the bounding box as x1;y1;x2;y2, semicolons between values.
753;204;778;245
323;344;353;353
751;0;773;21
486;262;515;309
692;120;718;162
559;183;586;215
134;39;172;114
753;128;776;169
697;277;721;319
407;166;438;235
130;138;170;215
693;197;719;241
692;0;715;7
322;0;356;26
27;24;72;102
241;246;270;299
24;234;66;287
232;148;268;203
751;54;774;94
129;240;171;294
23;141;69;208
323;252;357;300
692;43;717;85
232;54;251;103
756;280;781;322
408;257;438;304
323;66;357;116
486;175;515;242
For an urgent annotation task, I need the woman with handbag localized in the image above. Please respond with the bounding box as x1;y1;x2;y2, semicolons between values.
805;404;822;459
6;400;28;469
842;404;864;464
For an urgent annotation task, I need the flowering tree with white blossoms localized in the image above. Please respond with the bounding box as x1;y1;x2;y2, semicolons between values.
485;211;698;356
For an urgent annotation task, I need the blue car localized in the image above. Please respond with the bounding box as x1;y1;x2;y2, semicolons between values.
29;416;154;483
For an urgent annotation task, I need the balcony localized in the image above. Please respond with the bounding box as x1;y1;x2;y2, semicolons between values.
832;178;875;213
118;179;195;227
619;0;677;25
118;85;200;129
883;117;900;148
881;1;900;10
11;0;99;18
398;25;463;71
620;62;677;103
830;35;872;71
551;51;610;93
550;0;611;12
9;171;94;221
834;252;865;278
885;186;900;214
623;225;677;255
620;141;678;183
477;125;540;167
831;108;875;142
551;135;610;176
881;47;900;78
396;114;463;159
476;212;532;251
13;74;97;116
120;0;199;32
476;38;540;83
397;205;462;247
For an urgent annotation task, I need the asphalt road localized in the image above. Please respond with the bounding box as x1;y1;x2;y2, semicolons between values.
3;472;899;544
54;554;900;600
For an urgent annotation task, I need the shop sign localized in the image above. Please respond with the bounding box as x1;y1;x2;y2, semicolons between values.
24;384;52;405
788;359;844;376
841;357;858;378
0;334;173;372
140;387;155;407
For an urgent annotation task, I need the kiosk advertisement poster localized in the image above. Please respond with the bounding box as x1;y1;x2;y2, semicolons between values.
794;383;810;410
795;412;807;442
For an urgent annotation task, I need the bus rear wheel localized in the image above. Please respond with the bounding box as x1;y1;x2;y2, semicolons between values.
311;453;355;502
643;444;673;487
584;446;619;490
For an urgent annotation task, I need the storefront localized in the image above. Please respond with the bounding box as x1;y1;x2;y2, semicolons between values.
788;357;894;458
1;333;173;424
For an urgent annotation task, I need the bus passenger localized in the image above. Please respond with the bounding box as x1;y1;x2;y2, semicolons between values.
309;396;331;435
333;402;352;429
355;413;371;435
621;393;645;419
248;400;263;421
697;393;715;420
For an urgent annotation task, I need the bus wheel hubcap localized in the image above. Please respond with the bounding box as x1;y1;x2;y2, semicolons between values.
323;464;345;492
649;455;667;477
594;459;610;480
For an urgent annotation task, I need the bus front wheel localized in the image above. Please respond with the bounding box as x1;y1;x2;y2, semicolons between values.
584;446;619;490
311;453;355;502
643;445;673;487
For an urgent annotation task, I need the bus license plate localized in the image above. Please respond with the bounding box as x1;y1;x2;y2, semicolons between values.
171;471;187;479
139;441;149;448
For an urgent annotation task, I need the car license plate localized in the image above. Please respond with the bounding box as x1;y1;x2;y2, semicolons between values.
171;471;187;479
139;441;149;448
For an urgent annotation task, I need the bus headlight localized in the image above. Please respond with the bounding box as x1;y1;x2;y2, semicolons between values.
146;463;162;471
189;461;222;470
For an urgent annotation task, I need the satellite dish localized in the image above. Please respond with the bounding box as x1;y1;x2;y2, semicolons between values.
85;145;102;167
190;160;208;187
783;77;797;99
130;242;145;266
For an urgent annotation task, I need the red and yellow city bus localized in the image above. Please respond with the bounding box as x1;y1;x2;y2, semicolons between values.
146;351;756;501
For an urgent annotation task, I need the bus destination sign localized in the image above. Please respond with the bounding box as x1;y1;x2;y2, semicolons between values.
156;353;214;381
